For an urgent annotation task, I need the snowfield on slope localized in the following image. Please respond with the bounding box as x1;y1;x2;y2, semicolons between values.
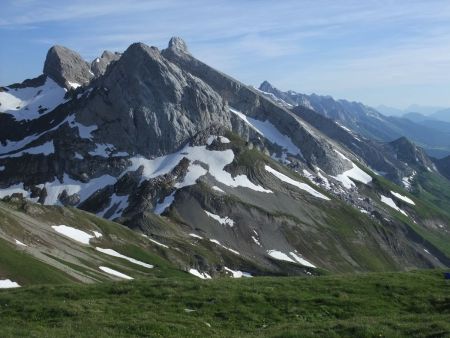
95;247;154;268
129;144;272;214
99;266;133;280
224;267;252;278
390;191;415;205
0;77;67;121
267;250;316;267
230;107;302;156
331;150;372;189
189;268;212;279
0;279;20;288
205;210;235;227
264;165;330;200
380;195;408;217
0;140;54;159
52;225;94;244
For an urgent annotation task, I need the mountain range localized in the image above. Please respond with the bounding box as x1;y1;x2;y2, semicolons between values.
258;81;450;159
0;37;449;287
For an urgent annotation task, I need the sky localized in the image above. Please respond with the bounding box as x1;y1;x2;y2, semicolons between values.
1;0;450;109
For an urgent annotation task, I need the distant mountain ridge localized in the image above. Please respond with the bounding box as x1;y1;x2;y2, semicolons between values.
258;81;450;159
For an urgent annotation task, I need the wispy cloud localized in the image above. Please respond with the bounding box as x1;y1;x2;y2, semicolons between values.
1;0;450;107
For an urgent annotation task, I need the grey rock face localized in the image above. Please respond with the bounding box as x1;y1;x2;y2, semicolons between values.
162;38;349;175
168;36;189;54
387;137;436;171
90;50;121;77
43;45;93;88
77;42;231;157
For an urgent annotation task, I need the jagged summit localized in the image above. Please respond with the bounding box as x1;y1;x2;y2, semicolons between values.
167;36;189;54
43;45;93;89
259;80;275;92
388;136;436;170
91;50;121;77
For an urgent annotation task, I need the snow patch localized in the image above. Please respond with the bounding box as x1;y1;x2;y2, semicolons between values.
0;183;29;199
380;195;408;217
14;239;27;247
142;235;169;249
331;151;372;189
289;251;316;268
211;186;225;193
99;266;133;280
189;268;211;279
205;210;234;227
89;143;115;157
252;236;261;246
0;140;54;159
267;250;295;263
154;192;176;215
390;191;415;205
224;267;252;278
52;225;93;244
129;145;270;193
402;171;416;189
39;173;116;205
189;233;203;239
264;165;330;200
69;117;98;140
0;77;67;121
92;231;102;238
67;81;81;89
0;279;20;288
230;107;302;156
98;193;129;219
209;239;240;255
95;247;153;268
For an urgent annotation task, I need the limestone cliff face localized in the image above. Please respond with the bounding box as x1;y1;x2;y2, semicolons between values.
43;45;93;88
90;50;121;77
76;42;231;157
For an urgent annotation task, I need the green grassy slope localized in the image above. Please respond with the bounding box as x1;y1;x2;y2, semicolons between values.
0;269;449;337
0;201;188;285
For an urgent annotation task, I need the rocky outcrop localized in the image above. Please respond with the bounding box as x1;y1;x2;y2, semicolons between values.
90;50;121;77
162;38;350;175
76;42;231;157
43;45;93;89
387;137;436;171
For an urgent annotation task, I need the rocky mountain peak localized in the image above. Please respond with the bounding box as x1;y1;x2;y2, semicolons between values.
388;136;435;170
43;45;93;89
167;36;189;54
75;39;230;157
259;80;275;92
91;50;121;77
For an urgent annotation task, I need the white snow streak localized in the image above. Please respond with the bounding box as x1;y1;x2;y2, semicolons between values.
95;247;153;268
99;266;133;280
52;225;93;244
264;165;330;200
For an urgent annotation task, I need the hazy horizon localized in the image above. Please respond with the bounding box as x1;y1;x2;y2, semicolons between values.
1;0;450;110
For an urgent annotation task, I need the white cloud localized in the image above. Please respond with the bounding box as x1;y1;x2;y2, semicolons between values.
2;0;450;106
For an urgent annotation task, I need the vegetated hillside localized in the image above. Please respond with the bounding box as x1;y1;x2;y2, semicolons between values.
0;38;449;282
0;269;448;337
258;81;450;158
0;197;191;286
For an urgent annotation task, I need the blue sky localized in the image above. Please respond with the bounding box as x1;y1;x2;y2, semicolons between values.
1;0;450;109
